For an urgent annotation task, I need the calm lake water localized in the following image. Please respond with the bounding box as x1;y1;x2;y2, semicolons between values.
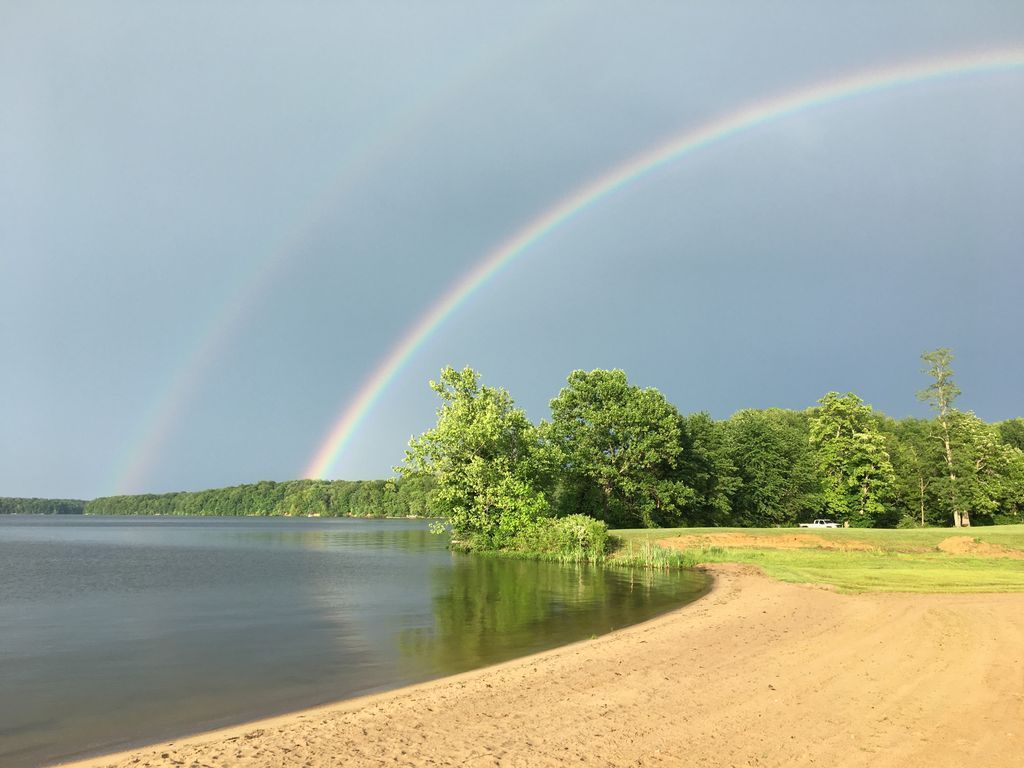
0;515;708;766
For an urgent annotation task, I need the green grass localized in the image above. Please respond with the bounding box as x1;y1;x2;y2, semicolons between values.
610;525;1024;593
606;539;711;570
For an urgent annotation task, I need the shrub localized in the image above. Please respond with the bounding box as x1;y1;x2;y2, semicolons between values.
511;514;609;563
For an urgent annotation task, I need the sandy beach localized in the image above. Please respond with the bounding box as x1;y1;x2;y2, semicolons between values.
59;564;1024;768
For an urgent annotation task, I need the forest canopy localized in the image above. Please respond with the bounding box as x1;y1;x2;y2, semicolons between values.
401;351;1024;542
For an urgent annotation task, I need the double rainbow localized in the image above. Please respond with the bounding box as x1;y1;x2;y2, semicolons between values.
303;48;1024;480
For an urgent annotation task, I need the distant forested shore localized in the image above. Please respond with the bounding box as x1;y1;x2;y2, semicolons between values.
84;477;434;518
1;478;434;518
0;497;88;515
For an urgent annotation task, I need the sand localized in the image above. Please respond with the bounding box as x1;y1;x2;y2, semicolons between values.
58;565;1024;768
936;536;1024;559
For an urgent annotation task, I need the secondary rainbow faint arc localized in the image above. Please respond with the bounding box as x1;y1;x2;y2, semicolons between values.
303;48;1024;480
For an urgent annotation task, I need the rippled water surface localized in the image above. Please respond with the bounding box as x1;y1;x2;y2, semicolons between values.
0;515;708;766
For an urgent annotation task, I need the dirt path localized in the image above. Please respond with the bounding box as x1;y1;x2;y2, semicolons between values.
60;565;1024;768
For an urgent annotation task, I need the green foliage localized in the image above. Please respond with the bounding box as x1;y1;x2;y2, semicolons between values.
547;369;691;528
809;392;895;527
933;411;1024;526
676;412;740;525
510;514;610;563
917;347;960;416
998;419;1024;452
724;408;821;526
0;497;86;515
85;477;434;517
608;538;708;569
879;417;944;526
399;366;551;549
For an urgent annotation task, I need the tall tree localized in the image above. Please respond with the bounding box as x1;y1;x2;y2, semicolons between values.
809;392;895;527
547;369;690;528
917;348;968;526
399;366;551;548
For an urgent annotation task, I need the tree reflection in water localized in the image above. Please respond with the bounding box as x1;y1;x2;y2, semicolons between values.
399;553;708;676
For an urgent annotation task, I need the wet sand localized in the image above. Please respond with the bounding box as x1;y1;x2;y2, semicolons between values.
58;564;1024;767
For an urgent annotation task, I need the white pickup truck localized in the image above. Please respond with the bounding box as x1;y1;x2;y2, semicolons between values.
799;519;840;528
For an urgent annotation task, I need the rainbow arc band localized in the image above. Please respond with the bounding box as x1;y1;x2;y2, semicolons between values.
303;48;1024;480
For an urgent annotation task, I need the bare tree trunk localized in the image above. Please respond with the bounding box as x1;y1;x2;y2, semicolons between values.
919;476;926;526
939;415;962;527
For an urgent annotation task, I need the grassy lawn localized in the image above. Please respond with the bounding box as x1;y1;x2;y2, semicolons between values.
610;525;1024;593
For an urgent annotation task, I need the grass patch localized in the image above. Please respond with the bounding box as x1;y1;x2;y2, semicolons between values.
613;525;1024;593
606;538;708;570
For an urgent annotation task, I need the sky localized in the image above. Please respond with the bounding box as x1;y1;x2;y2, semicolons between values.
2;1;1023;500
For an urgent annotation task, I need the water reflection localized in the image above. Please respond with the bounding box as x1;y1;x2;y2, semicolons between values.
0;516;707;767
400;554;707;675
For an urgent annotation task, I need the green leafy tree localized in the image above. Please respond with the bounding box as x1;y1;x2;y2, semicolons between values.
676;412;740;526
917;348;970;526
809;392;895;527
880;417;942;527
997;419;1024;452
399;366;550;549
725;408;822;526
934;411;1024;526
547;369;691;528
994;445;1024;523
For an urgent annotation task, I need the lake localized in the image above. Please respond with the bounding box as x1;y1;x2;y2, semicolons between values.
0;515;709;766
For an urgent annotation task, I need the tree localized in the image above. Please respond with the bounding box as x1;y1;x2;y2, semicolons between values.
994;445;1024;523
809;392;895;527
917;348;968;526
399;366;551;548
725;408;821;526
880;417;942;527
997;419;1024;452
547;369;691;527
933;411;1023;526
676;412;740;526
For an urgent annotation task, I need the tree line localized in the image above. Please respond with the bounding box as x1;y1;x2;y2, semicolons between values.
400;350;1024;548
85;477;434;518
0;497;87;515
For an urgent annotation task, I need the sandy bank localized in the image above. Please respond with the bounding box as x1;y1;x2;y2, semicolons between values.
58;564;1024;768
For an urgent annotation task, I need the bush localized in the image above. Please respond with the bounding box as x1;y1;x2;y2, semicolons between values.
510;514;609;563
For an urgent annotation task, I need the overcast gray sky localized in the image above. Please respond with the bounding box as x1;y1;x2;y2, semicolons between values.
3;1;1023;499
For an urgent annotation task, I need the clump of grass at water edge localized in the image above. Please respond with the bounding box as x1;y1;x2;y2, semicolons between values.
606;538;726;570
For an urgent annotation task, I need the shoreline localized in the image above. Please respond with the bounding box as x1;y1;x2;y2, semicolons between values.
56;564;1024;767
54;567;723;768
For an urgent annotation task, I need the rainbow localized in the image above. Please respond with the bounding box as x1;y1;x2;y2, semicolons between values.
110;8;578;494
304;48;1024;480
